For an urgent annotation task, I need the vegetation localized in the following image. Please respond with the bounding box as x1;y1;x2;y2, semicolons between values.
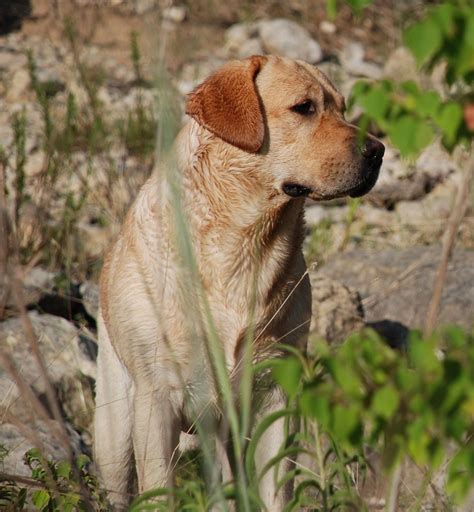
0;0;473;511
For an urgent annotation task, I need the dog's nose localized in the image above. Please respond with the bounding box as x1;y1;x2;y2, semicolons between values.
361;138;385;161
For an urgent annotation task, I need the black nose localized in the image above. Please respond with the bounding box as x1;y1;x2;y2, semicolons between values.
361;138;385;161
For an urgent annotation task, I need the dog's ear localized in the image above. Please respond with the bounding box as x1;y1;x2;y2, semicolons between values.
186;55;267;153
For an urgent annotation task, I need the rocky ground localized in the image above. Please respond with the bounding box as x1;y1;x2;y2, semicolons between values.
0;0;473;509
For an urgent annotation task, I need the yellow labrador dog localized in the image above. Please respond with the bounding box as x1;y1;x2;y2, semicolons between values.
94;55;384;509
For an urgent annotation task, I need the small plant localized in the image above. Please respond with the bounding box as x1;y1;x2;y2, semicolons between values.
349;0;473;157
268;327;474;509
304;218;333;265
0;449;108;511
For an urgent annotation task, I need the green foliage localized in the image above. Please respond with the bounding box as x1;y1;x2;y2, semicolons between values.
350;0;473;158
0;449;108;511
278;327;474;508
350;80;465;156
404;2;474;84
118;95;157;157
304;218;333;264
326;0;372;18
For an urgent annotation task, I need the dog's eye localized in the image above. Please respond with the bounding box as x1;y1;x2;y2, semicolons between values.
290;100;315;116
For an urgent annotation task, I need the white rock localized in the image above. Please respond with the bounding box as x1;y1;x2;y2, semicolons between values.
340;41;382;79
0;421;79;477
226;24;249;49
24;150;45;177
6;68;30;102
258;18;323;63
320;20;336;34
238;38;264;59
134;0;156;15
163;5;186;23
384;46;419;84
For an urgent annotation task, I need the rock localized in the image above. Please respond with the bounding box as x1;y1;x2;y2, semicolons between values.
237;38;264;59
178;57;226;95
320;20;336;35
339;41;382;79
395;175;459;226
225;23;258;52
163;5;186;23
0;267;56;319
366;141;458;208
0;421;81;477
80;281;99;320
24;150;45;177
134;0;156;15
0;312;96;430
383;46;419;84
309;274;365;345
320;246;474;331
258;19;323;63
6;68;30;102
367;169;445;208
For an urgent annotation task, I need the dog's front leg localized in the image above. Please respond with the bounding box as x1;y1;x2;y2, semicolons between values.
132;384;181;494
254;387;295;511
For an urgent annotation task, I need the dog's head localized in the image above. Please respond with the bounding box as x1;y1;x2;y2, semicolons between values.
186;55;384;201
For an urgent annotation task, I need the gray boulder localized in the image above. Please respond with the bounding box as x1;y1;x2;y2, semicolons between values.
258;19;323;63
320;246;474;331
0;421;81;477
0;312;96;431
309;274;365;346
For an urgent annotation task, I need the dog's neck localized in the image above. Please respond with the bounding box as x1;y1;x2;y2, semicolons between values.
172;121;306;304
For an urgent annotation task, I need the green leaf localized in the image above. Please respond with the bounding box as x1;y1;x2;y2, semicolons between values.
326;0;337;19
371;384;400;420
326;358;363;398
56;460;71;479
430;4;456;37
332;404;360;444
299;392;330;428
358;86;390;121
414;122;435;153
436;102;462;147
409;337;441;375
404;18;443;66
388;115;419;156
447;449;473;503
415;90;441;117
272;357;302;397
32;490;50;510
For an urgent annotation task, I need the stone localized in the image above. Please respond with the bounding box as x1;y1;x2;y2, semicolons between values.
79;281;99;320
0;421;80;477
339;41;382;79
309;274;365;345
320;20;336;34
384;46;419;84
0;267;56;319
6;68;30;102
134;0;156;15
163;5;186;23
258;19;323;63
225;23;257;51
24;150;45;177
237;38;264;59
320;246;474;331
0;312;96;429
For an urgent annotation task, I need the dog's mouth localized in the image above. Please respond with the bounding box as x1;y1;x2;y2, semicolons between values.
282;183;312;198
283;158;383;201
348;163;381;198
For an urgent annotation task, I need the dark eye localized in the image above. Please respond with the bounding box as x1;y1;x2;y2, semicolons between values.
290;100;315;116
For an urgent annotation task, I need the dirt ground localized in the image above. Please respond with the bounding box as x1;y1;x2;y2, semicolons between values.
13;0;428;77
